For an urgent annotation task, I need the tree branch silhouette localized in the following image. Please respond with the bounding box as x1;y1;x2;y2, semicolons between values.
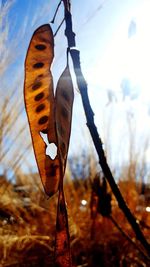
62;0;150;256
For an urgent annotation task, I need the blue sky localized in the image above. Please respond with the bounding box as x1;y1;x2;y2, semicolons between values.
1;0;150;179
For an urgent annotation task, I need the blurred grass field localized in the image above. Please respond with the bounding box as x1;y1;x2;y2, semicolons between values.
0;169;150;267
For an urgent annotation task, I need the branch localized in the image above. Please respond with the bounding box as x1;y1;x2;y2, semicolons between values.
110;215;150;262
62;0;150;256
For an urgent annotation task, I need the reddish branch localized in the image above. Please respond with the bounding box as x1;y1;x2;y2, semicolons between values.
62;0;150;256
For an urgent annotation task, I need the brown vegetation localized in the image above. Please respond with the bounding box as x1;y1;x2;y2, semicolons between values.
0;173;150;267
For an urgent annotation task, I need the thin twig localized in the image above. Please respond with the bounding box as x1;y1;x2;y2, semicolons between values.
54;18;65;37
50;0;62;23
110;215;150;262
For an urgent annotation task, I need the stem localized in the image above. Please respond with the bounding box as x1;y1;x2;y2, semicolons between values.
110;215;150;262
51;0;62;24
54;178;72;267
62;0;150;256
54;90;72;267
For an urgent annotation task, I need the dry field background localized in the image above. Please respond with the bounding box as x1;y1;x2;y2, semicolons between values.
0;170;150;267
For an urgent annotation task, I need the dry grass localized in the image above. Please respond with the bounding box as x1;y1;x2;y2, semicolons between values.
0;172;150;267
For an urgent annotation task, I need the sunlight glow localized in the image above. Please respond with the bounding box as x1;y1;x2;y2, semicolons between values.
81;200;87;206
146;207;150;213
87;1;150;103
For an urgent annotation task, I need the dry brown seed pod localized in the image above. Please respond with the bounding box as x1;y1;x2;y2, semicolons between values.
24;24;60;197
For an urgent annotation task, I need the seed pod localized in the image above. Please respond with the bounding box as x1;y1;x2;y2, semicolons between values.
24;24;60;196
55;66;74;173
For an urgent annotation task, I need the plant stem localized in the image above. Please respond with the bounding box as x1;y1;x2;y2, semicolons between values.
54;182;72;267
62;0;150;256
110;215;150;261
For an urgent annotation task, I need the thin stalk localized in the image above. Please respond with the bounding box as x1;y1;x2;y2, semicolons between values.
51;0;62;24
54;75;72;267
110;215;150;262
54;180;72;267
